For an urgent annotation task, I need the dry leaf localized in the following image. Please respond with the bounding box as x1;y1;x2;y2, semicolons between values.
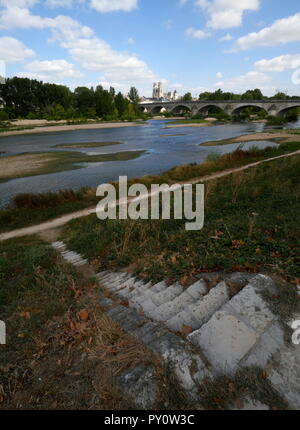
232;240;245;249
182;325;193;335
78;309;89;322
228;383;236;393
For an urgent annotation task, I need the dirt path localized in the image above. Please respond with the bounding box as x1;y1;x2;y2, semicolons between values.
1;149;299;242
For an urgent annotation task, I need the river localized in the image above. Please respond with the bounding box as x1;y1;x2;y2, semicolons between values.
0;119;299;207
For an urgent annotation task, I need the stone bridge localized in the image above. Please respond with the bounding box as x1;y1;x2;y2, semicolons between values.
139;100;300;117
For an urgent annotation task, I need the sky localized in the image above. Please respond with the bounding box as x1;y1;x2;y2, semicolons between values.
1;0;300;97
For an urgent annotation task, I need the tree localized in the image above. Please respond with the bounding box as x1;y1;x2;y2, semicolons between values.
74;87;95;115
182;92;192;101
128;87;139;104
241;88;263;100
115;92;129;117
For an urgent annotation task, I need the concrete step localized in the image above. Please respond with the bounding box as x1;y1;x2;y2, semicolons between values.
99;298;211;396
187;276;279;375
167;281;229;332
51;243;87;266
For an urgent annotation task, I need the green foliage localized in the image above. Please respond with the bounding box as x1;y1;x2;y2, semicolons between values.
0;77;145;122
0;110;9;121
182;92;193;101
63;154;300;283
267;116;285;126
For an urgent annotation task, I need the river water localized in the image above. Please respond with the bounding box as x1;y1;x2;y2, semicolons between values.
0;119;299;207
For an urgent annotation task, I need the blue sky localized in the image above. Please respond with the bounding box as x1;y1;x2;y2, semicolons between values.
1;0;300;97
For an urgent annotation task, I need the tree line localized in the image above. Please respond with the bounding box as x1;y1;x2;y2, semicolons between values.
0;77;144;121
181;88;300;101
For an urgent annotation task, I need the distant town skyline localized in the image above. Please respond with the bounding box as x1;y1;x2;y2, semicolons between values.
1;1;300;97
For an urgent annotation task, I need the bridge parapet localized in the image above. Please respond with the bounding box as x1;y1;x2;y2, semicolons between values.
139;100;300;117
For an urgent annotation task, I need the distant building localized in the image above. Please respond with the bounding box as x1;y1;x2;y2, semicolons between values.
0;76;5;109
163;90;179;101
153;82;164;100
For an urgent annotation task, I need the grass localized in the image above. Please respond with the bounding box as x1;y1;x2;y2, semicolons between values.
54;141;124;149
0;237;151;409
1;143;300;233
62;153;300;289
198;367;288;410
0;150;146;183
0;237;199;410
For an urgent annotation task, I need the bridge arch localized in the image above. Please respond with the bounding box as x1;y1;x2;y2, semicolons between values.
197;104;227;117
150;105;166;115
276;104;300;118
138;106;148;113
231;104;268;118
169;104;192;115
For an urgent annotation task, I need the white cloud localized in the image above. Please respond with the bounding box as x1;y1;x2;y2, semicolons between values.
0;0;38;6
59;37;155;84
234;13;300;51
46;0;75;7
18;59;84;81
0;36;35;63
255;54;300;73
127;37;135;45
195;0;260;30
89;0;138;13
216;72;223;79
0;1;160;95
215;71;274;94
185;27;211;39
179;0;188;6
219;33;233;42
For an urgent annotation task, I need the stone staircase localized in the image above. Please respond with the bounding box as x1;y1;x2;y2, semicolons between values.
51;241;300;409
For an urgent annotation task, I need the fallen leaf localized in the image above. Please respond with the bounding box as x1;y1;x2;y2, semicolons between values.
182;325;193;335
228;383;236;393
20;311;30;319
78;309;89;322
180;275;189;287
291;278;300;286
232;240;245;249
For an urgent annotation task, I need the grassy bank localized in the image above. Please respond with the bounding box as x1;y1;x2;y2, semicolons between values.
1;143;300;233
62;153;300;289
0;150;146;183
0;237;169;409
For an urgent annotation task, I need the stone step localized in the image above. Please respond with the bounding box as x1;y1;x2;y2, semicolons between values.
130;283;183;313
52;241;66;250
99;298;211;396
51;243;87;266
149;291;195;322
167;281;229;332
187;276;279;375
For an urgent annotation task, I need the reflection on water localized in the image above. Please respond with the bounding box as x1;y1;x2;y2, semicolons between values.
0;119;299;207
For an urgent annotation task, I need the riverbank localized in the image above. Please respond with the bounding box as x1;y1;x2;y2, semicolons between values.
1;142;300;235
0;120;145;137
0;150;145;183
200;130;300;146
